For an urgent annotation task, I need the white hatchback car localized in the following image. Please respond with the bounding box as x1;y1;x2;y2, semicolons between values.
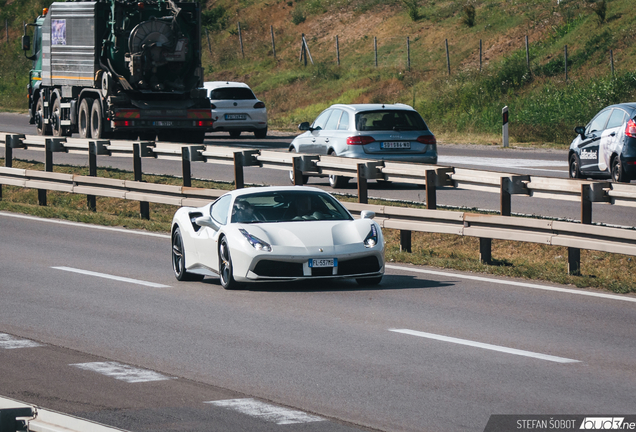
203;81;268;138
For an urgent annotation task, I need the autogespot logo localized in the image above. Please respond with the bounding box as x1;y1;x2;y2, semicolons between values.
580;417;632;429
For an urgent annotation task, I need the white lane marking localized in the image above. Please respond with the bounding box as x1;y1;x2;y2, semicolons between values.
71;362;175;383
52;266;170;288
386;264;636;303
0;211;170;238
390;329;580;363
206;398;325;425
0;333;44;349
438;156;568;169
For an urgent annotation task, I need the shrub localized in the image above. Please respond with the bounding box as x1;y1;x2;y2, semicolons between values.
592;0;607;25
291;6;306;25
402;0;421;22
461;4;476;27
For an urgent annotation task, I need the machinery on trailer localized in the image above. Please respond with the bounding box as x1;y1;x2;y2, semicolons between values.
22;0;211;143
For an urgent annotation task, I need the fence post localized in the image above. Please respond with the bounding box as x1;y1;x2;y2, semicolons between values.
205;28;212;55
610;49;614;76
479;39;482;72
335;35;340;65
181;146;192;188
133;143;150;220
445;39;451;75
502;106;509;148
564;45;568;81
5;19;8;45
270;25;276;58
406;36;410;71
374;36;378;67
425;170;436;209
357;163;368;204
238;22;244;59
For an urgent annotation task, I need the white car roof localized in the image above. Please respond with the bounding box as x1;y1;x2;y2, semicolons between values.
225;185;330;199
327;103;415;113
203;81;252;90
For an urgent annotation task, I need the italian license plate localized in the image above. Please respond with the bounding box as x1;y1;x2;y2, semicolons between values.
154;121;173;126
381;141;411;149
225;114;246;120
309;258;337;268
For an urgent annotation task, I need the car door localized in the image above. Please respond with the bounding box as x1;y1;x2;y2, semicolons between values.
320;109;343;154
193;195;232;272
598;108;627;173
297;109;333;154
579;108;611;174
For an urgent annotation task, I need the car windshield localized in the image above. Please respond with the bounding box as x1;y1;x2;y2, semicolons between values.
209;87;256;100
355;110;428;131
231;191;353;223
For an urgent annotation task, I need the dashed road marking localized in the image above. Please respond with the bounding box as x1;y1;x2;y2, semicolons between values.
71;362;176;383
52;266;170;288
390;328;580;364
206;398;325;425
0;334;44;349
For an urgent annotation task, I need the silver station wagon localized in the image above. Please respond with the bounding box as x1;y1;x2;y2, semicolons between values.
290;103;438;187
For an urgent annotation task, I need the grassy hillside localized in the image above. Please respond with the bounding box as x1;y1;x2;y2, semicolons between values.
2;0;636;145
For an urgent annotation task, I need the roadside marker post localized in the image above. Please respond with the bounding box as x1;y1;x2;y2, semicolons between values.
502;106;509;148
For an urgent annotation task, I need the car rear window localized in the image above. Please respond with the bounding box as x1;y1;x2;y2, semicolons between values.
209;87;256;100
355;110;428;131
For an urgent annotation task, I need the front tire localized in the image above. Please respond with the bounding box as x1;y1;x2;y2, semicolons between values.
569;153;581;179
329;174;349;188
172;227;204;281
219;236;241;290
35;97;52;136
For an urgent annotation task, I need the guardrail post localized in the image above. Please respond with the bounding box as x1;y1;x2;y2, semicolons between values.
182;146;192;188
233;152;244;189
425;170;436;209
568;184;593;275
292;156;304;186
357;163;368;204
88;142;97;211
400;230;412;253
480;238;492;264
38;138;61;206
502;106;509;148
133;143;150;220
500;177;512;216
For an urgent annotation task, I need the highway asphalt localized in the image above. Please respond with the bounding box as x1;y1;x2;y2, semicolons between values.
2;212;636;431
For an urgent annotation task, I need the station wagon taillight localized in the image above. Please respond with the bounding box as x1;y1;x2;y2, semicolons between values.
347;136;375;145
253;101;265;109
416;135;436;145
626;118;636;138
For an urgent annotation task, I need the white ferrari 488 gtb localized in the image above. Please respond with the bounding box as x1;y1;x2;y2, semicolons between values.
171;186;384;289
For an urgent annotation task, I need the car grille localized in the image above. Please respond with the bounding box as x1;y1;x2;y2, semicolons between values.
338;256;381;275
252;260;303;277
311;267;333;277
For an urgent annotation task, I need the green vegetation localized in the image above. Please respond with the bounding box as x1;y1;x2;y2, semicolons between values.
1;158;635;293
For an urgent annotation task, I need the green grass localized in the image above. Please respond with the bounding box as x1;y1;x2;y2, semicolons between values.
2;158;636;294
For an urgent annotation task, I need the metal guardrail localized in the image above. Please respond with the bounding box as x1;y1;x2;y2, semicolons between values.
1;168;635;275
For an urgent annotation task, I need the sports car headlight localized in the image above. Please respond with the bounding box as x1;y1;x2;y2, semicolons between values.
239;228;272;252
364;224;379;248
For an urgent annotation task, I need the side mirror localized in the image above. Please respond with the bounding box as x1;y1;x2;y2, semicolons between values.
22;35;30;51
298;122;311;131
194;215;217;229
360;210;375;219
574;126;586;139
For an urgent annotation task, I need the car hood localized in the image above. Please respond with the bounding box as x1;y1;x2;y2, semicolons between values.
235;219;374;247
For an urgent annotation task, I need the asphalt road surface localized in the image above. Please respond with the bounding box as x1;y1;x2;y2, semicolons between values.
1;113;634;227
2;212;636;432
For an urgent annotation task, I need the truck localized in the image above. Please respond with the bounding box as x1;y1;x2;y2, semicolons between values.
22;0;212;143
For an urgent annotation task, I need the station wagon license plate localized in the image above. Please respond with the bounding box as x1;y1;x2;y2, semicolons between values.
225;114;246;120
309;258;337;268
381;141;411;149
153;121;173;126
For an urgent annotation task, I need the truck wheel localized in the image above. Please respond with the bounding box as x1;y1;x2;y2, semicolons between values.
35;97;52;136
51;98;71;137
78;98;93;139
90;99;104;139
